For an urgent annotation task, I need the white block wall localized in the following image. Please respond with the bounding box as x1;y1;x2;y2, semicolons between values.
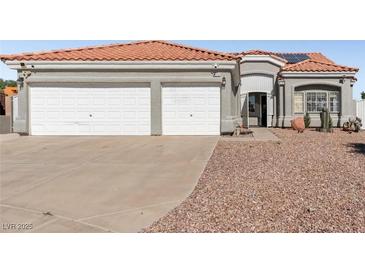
356;100;365;129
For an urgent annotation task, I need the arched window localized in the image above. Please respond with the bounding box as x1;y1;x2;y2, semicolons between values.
294;85;340;114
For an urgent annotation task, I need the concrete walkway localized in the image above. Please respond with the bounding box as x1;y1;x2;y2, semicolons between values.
0;136;218;233
221;128;280;142
251;128;280;141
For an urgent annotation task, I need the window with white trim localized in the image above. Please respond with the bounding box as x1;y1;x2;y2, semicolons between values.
294;92;304;113
294;85;341;114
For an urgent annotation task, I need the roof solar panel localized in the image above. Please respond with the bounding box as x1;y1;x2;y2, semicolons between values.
277;53;309;63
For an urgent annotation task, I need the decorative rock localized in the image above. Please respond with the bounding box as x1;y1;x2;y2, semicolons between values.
291;117;305;133
145;129;365;233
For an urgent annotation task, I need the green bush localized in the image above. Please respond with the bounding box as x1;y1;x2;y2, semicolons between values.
361;91;365;100
304;113;311;128
0;79;17;89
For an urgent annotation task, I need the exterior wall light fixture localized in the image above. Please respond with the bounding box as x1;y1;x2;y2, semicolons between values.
222;77;226;87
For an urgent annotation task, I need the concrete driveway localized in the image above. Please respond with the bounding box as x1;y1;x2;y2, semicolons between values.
0;136;218;232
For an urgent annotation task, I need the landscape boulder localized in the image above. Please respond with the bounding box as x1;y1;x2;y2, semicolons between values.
291;117;305;133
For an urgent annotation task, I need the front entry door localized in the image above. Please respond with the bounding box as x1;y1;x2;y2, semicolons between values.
261;95;267;127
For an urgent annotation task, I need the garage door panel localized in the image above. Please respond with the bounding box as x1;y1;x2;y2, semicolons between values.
162;86;220;135
32;97;45;105
123;98;136;105
193;111;206;119
107;97;122;105
107;111;122;119
30;87;151;135
46;98;60;105
137;111;150;119
208;98;220;105
193;97;206;105
61;97;76;105
208;111;220;119
76;111;92;120
47;111;61;120
78;124;92;133
77;97;92;105
31;111;45;120
137;97;150;105
61;111;76;120
93;98;106;105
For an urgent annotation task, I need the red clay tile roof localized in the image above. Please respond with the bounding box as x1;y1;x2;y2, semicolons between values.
305;53;334;64
282;59;359;72
0;40;237;62
240;50;288;63
3;86;17;96
239;49;358;73
240;50;334;63
1;42;358;73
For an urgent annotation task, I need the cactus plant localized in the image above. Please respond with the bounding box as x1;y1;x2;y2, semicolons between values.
304;113;311;128
317;107;333;132
344;117;362;132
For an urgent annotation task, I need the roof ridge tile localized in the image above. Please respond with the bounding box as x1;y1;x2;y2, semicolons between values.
0;40;238;62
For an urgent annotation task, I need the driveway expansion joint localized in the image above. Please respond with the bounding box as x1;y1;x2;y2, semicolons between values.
77;200;182;221
0;203;115;233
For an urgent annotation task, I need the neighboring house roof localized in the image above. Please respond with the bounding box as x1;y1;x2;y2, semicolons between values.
3;86;17;96
238;49;358;73
0;40;237;62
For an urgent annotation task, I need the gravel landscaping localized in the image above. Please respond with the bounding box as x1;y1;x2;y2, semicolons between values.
145;129;365;232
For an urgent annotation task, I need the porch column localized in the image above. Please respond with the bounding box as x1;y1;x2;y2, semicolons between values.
278;79;285;127
340;79;354;124
150;80;162;135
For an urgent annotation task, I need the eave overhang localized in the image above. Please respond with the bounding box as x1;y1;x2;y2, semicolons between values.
4;60;241;87
280;71;357;78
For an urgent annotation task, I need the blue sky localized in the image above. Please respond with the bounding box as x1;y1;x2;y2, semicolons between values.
0;40;364;99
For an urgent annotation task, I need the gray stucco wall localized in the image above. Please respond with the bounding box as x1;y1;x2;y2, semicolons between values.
240;61;282;76
280;77;355;127
239;61;281;127
14;68;240;135
11;60;357;133
239;61;356;128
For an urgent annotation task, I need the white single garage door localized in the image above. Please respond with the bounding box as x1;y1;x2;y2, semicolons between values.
30;86;151;135
162;86;220;135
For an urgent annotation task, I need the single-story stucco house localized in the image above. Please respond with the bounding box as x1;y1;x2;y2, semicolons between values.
0;40;359;135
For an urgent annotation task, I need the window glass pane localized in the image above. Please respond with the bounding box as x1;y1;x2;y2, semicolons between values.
249;95;255;113
306;93;315;112
329;92;340;112
306;92;327;112
294;93;304;113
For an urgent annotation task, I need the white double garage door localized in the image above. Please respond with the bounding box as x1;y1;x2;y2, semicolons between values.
30;85;221;135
